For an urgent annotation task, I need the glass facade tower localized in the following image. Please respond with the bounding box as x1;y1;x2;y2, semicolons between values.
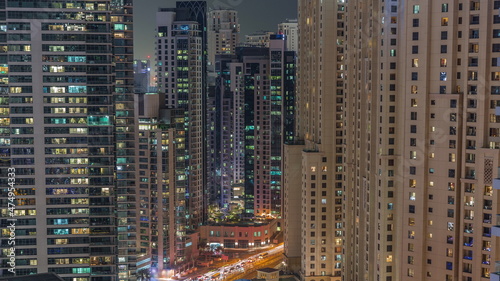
0;1;136;281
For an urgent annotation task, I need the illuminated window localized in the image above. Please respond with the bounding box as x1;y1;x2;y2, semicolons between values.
409;179;417;188
50;87;66;93
50;66;64;72
409;192;416;201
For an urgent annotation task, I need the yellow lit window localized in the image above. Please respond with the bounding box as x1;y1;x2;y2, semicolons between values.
71;228;88;234
50;66;65;72
55;239;68;245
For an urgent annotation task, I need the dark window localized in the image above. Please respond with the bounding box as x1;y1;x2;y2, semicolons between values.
448;169;455;178
409;205;415;213
410;167;416;175
411;72;418;80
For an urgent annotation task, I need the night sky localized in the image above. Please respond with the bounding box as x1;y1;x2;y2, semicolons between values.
133;0;298;59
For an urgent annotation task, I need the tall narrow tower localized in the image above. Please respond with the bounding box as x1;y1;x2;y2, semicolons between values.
283;0;345;279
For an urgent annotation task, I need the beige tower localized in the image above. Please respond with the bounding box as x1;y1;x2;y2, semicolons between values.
207;9;240;67
342;1;500;281
284;0;345;280
287;0;500;281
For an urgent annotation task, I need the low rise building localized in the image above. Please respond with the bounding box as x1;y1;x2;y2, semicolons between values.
199;220;280;249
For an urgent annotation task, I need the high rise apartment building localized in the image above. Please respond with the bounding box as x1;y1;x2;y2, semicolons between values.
283;0;344;279
133;59;151;93
207;9;239;67
206;9;240;207
278;19;298;52
209;36;295;216
0;1;136;281
135;93;199;276
286;0;500;281
344;1;500;280
244;31;274;48
155;2;206;231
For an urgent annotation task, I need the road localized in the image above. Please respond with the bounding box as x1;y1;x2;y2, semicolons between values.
225;252;284;281
178;244;284;281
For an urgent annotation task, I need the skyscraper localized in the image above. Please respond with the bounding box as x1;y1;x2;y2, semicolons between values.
344;1;500;280
135;93;199;276
283;0;345;279
0;1;136;280
244;31;275;48
278;19;298;52
209;35;295;217
155;1;206;232
133;59;151;93
207;9;240;68
206;9;240;206
286;0;500;280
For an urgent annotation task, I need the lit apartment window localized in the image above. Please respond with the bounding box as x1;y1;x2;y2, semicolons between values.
447;222;454;231
409;179;416;188
408;268;414;277
410;151;417;159
440;72;447;81
411;85;418;93
413;5;420;14
441;17;449;26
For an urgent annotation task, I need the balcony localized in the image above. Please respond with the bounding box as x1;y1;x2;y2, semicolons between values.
491;261;500;281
